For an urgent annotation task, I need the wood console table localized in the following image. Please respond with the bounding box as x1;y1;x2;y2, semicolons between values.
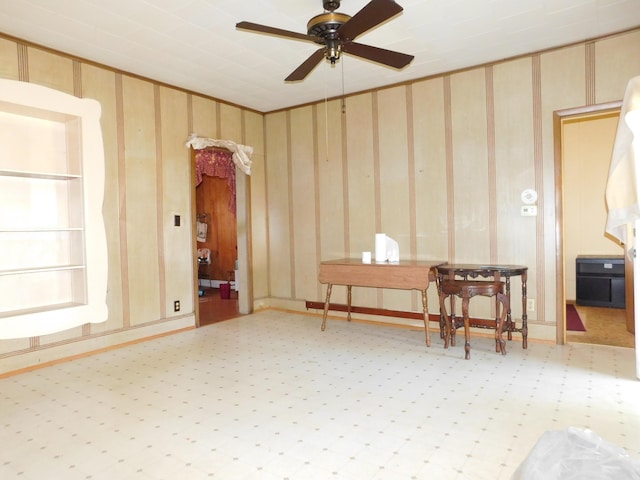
318;258;445;347
436;264;528;348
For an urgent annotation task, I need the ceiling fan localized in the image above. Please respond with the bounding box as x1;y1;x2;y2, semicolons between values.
236;0;414;82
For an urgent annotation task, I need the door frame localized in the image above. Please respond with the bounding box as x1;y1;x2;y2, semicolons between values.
553;100;622;344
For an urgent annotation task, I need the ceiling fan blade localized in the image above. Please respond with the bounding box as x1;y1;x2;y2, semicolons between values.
236;21;317;43
285;49;326;82
342;42;413;69
338;0;403;41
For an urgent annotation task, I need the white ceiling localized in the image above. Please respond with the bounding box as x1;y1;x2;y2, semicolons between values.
1;0;639;113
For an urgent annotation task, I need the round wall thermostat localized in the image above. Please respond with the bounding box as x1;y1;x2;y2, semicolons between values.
521;189;538;205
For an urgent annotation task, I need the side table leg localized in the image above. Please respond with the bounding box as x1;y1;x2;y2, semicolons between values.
521;273;528;349
439;290;450;349
462;295;471;360
450;295;457;347
505;277;513;341
496;292;507;355
347;285;352;322
421;289;431;347
321;283;333;331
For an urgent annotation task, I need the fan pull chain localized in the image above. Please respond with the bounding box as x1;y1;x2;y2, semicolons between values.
324;84;330;162
341;58;346;114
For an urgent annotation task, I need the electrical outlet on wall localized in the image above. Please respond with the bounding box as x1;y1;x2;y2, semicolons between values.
174;300;180;312
527;299;535;312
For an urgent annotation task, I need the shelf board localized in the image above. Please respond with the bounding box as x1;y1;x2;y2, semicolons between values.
0;227;84;233
0;264;86;276
0;301;85;319
0;169;81;180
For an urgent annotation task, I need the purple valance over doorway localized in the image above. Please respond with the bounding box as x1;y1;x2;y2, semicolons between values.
186;134;253;216
194;148;237;214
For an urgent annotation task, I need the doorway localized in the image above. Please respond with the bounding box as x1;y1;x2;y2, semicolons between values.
555;102;634;347
196;173;238;322
191;148;253;327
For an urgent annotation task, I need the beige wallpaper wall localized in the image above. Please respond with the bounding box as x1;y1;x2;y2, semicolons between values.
0;36;264;374
262;29;640;340
0;28;639;373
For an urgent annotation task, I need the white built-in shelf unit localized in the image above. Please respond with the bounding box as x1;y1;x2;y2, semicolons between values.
0;79;108;338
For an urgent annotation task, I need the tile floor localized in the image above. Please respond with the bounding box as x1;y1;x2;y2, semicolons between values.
1;310;639;479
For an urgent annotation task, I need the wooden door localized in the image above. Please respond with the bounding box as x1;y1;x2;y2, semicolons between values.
626;251;635;333
196;174;237;282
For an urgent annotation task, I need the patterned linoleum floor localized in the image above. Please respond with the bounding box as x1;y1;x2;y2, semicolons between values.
1;310;639;479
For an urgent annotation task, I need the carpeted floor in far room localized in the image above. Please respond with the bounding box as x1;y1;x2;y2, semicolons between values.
566;303;635;348
198;287;242;326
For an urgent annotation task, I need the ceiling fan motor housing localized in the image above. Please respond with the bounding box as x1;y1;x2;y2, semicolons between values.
307;12;351;37
307;12;351;62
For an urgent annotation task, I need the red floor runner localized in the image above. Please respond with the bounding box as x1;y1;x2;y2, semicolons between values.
566;304;586;331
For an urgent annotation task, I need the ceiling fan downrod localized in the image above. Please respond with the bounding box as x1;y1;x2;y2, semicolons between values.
323;1;341;12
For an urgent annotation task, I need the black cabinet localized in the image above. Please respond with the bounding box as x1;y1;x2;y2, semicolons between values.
576;255;625;308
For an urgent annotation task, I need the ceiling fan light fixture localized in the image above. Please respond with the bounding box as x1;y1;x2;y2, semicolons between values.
325;37;342;64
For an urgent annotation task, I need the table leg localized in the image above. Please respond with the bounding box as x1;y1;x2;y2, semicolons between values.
449;294;457;347
421;289;431;347
494;292;501;353
347;285;352;322
439;290;451;349
521;273;528;349
321;283;333;331
505;276;513;341
437;273;445;339
495;292;507;355
462;295;471;360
